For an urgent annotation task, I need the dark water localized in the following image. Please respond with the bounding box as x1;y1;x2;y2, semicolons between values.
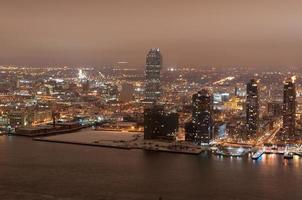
0;136;302;200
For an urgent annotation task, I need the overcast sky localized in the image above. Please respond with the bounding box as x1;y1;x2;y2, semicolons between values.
1;0;302;68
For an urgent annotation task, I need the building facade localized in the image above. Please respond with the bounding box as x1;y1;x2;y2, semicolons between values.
8;109;52;128
144;105;178;140
145;48;162;103
246;79;259;139
186;89;213;144
282;78;296;140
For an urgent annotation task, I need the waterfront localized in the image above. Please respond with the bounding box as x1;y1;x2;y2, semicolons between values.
1;136;302;200
35;129;203;155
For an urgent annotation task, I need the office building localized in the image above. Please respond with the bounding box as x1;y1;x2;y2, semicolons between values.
246;79;259;139
186;89;213;144
145;48;162;103
144;105;178;140
282;78;296;140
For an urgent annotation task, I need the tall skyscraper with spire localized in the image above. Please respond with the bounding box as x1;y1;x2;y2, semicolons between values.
246;79;259;139
282;77;296;140
145;48;162;103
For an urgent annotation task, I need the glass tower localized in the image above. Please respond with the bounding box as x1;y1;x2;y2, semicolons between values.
145;48;162;103
283;78;296;139
246;79;259;139
190;89;213;144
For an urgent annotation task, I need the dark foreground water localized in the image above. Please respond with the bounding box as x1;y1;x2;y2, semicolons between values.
0;136;302;200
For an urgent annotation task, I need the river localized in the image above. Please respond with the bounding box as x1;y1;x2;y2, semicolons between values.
0;136;301;200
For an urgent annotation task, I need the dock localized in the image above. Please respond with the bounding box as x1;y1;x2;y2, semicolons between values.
33;130;203;155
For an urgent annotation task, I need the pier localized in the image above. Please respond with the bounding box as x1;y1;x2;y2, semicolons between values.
33;129;204;155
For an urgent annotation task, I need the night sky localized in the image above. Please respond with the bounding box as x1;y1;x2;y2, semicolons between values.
1;0;302;67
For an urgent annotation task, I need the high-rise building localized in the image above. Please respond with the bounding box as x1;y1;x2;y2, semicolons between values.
282;78;296;140
186;89;213;144
145;48;162;103
144;105;178;140
246;79;259;139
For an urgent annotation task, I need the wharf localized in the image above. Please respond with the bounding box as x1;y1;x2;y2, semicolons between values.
33;129;204;155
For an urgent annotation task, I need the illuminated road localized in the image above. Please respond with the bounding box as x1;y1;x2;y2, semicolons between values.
213;118;282;148
255;118;282;146
212;76;235;85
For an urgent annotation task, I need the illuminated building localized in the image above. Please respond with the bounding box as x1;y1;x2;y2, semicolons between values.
0;115;9;127
246;79;259;139
98;83;119;103
224;97;242;110
8;110;31;127
8;109;52;128
78;69;86;80
144;105;178;140
186;89;213;144
282;78;296;140
145;48;162;103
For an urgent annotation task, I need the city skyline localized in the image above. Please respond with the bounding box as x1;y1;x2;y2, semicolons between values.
2;0;302;67
2;1;302;199
1;48;302;200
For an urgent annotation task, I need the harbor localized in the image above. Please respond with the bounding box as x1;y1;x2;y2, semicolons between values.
32;128;302;158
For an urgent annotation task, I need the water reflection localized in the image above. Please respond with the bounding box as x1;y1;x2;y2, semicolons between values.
0;135;4;143
214;152;302;168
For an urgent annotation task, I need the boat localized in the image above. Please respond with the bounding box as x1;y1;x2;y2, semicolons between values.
251;150;264;160
284;151;294;159
215;147;247;157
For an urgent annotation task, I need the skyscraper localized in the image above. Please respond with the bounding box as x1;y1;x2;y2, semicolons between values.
246;79;259;139
282;77;296;140
145;48;162;103
144;105;178;140
186;89;213;144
